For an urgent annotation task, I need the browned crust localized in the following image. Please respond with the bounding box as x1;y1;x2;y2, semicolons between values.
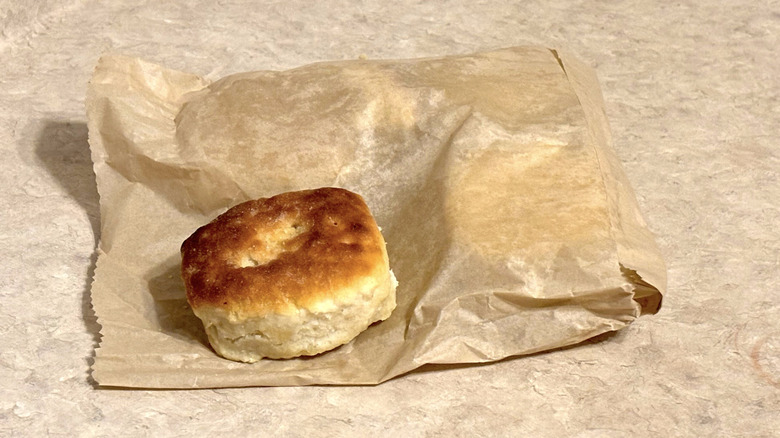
181;187;387;315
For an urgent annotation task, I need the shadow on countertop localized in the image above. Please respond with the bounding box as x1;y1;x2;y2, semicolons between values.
35;120;101;386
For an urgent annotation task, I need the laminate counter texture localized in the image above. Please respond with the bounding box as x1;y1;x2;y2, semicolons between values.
1;1;777;436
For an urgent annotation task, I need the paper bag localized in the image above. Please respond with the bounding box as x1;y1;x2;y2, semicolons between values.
87;46;665;388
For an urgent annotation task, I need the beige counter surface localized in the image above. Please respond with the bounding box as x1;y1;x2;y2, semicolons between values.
1;0;777;436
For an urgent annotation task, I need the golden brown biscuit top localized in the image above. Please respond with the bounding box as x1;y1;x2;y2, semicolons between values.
181;187;387;316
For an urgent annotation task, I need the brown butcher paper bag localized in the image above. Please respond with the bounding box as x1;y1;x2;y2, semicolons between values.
87;46;665;388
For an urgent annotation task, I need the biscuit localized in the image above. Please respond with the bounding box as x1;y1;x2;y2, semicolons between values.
181;187;397;362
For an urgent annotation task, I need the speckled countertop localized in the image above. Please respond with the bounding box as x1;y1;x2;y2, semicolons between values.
1;1;778;436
